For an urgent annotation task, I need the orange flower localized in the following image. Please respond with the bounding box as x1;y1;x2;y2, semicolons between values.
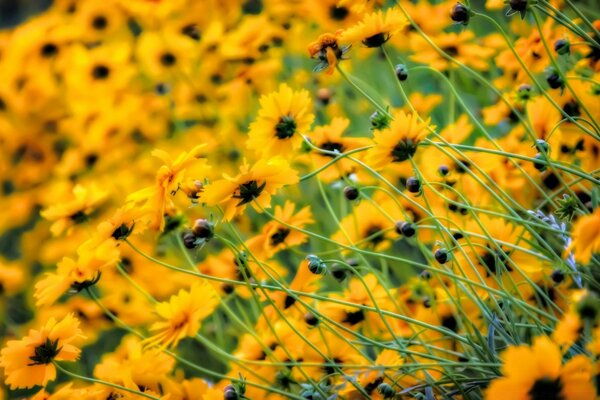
0;314;84;389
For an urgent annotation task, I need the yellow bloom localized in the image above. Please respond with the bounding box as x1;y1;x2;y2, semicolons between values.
0;314;84;389
567;208;600;265
34;238;120;307
127;144;207;232
203;158;299;221
307;32;348;75
145;282;219;348
246;84;314;158
41;184;108;236
339;7;407;48
367;110;433;169
486;336;595;400
245;201;313;260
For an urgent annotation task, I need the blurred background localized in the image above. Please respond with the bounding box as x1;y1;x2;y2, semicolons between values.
1;0;58;28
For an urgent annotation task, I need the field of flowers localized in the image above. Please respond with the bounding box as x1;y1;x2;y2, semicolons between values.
0;0;599;399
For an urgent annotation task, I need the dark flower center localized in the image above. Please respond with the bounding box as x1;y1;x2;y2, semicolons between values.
443;45;459;57
391;139;417;162
274;115;297;139
329;6;349;21
320;141;346;158
112;223;134;240
160;52;177;67
528;377;564;400
233;180;266;206
365;225;385;245
479;246;512;277
283;294;296;309
70;210;88;223
70;272;102;293
92;15;108;30
343;310;365;325
92;64;110;80
362;32;389;48
41;43;59;58
181;24;201;41
270;228;290;246
29;338;62;365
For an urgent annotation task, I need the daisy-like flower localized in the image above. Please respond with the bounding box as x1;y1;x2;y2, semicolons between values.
40;184;108;236
367;110;434;169
566;208;600;265
34;237;120;307
339;7;407;48
203;158;299;221
307;32;349;75
486;336;595;400
0;313;84;389
145;282;219;348
127;144;207;232
246;84;314;158
245;201;314;260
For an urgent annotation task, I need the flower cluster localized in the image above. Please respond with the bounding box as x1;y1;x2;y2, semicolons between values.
1;0;600;399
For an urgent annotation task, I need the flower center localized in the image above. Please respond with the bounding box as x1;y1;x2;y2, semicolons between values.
390;139;417;162
160;52;177;67
320;141;346;158
362;32;389;48
29;338;62;365
233;180;266;206
92;64;110;80
528;377;564;400
270;228;290;246
274;115;297;139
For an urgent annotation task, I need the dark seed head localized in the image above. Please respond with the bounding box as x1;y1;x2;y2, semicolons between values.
182;231;197;249
450;3;470;25
304;312;319;326
533;153;547;171
192;218;214;240
92;64;110;80
395;64;408;81
160;52;177;67
396;221;416;237
551;269;565;284
92;15;108;30
435;248;449;264
438;165;450;176
343;186;359;200
406;177;421;193
554;38;570;55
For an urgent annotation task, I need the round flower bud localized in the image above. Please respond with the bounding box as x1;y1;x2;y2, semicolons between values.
554;38;570;55
223;386;238;400
509;0;528;13
450;3;470;25
546;71;563;90
182;231;198;249
317;87;332;105
551;269;565;284
377;382;395;398
406;177;421;193
192;218;214;240
370;110;391;130
533;153;547;172
395;64;408;81
438;165;450;176
534;139;550;154
395;221;416;237
343;186;359;200
434;248;449;264
304;312;319;326
306;255;326;275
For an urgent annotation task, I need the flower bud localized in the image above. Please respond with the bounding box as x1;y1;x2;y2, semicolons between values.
306;255;326;275
395;221;416;237
533;153;547;171
434;248;449;264
554;38;570;55
182;231;198;249
450;3;470;25
395;64;408;81
377;382;395;398
192;218;214;240
343;186;359;200
406;177;421;193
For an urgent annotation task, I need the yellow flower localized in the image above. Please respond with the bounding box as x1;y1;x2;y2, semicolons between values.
145;282;219;348
34;237;120;307
246;84;314;159
367;110;433;169
0;313;84;389
486;336;595;400
40;184;108;236
339;7;407;48
307;32;348;75
566;208;600;265
127;144;207;232
245;201;313;260
203;158;299;221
